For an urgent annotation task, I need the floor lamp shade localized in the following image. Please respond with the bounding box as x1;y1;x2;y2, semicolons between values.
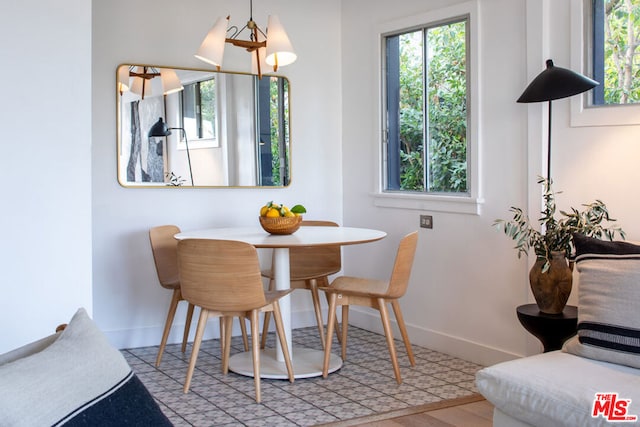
148;118;171;137
517;59;598;103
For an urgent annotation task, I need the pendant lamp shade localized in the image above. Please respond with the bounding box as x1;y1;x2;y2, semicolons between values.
130;77;151;98
517;59;598;103
159;68;184;95
265;15;296;69
194;17;229;69
118;65;130;93
148;118;172;138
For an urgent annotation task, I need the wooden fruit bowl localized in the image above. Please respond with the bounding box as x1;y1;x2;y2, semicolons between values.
259;215;302;235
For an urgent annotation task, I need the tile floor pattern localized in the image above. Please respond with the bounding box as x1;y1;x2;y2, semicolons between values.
122;326;483;427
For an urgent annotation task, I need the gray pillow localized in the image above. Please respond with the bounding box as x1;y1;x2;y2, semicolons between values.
0;308;171;426
563;234;640;369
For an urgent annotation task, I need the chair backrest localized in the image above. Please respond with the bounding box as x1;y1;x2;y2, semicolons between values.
177;239;267;311
288;221;342;280
149;225;181;289
386;231;419;299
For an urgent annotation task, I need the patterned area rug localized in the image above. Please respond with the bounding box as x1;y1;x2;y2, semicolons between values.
123;326;483;426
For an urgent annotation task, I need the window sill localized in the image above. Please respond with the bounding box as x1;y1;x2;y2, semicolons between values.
178;138;219;150
372;192;484;215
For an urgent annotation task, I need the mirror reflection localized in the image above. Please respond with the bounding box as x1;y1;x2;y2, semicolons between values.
117;64;290;187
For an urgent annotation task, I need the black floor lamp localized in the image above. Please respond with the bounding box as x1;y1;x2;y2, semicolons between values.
148;118;194;186
517;59;598;183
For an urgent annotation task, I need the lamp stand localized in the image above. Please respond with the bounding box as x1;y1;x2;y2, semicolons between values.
176;128;194;186
546;100;552;184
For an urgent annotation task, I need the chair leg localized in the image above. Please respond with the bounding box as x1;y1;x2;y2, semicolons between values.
184;309;209;393
156;289;181;367
322;293;338;378
218;317;225;360
239;317;249;351
391;300;415;367
341;305;349;361
250;310;261;403
378;298;402;384
260;278;276;349
222;316;233;375
309;279;327;349
324;289;342;344
181;302;195;354
260;311;271;349
272;301;295;383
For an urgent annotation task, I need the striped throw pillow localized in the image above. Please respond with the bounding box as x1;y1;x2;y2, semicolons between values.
563;233;640;368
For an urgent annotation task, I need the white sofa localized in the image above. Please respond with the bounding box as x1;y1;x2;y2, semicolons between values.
476;348;640;426
476;234;640;426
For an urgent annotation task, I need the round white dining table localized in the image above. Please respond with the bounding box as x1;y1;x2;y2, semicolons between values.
175;225;386;379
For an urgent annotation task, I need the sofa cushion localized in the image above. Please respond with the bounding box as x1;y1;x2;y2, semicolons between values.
476;351;640;427
0;308;171;427
563;234;640;369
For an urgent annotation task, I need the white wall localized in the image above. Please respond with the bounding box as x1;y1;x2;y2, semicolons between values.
0;0;93;353
341;0;640;366
92;0;343;348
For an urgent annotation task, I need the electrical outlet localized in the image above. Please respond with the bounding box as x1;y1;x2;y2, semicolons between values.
420;215;433;229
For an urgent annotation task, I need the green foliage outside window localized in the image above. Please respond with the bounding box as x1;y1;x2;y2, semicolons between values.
396;20;467;193
427;21;467;193
199;79;216;139
269;77;289;186
602;0;640;104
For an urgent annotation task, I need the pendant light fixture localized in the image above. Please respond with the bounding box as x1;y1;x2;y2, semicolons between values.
194;0;296;78
118;66;184;99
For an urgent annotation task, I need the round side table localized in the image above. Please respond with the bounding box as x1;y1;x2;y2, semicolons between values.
516;304;578;352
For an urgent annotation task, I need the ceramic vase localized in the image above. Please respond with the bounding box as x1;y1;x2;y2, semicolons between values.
529;252;573;314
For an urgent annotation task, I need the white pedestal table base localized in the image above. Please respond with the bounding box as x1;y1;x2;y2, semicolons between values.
228;348;342;379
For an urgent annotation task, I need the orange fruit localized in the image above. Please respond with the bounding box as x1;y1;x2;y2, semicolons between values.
266;208;281;218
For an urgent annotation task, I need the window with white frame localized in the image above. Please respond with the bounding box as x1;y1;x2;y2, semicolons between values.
181;78;217;142
571;0;640;126
383;17;469;195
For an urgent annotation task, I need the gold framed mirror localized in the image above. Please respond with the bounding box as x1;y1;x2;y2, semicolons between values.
116;64;290;187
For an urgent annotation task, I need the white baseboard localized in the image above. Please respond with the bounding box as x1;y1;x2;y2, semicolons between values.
105;308;320;350
346;309;521;367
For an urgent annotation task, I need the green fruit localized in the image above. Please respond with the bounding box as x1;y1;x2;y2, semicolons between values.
291;204;307;214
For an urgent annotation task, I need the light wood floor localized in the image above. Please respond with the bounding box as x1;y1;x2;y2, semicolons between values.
350;400;494;427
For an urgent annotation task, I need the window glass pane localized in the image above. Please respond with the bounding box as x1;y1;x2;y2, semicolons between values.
181;78;216;140
398;30;425;191
592;0;640;105
182;83;197;139
426;20;467;193
384;18;468;195
199;79;216;139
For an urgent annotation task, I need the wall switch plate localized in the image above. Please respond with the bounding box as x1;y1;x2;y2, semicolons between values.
420;215;433;229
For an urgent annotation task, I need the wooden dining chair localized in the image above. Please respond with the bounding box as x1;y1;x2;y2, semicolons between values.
177;238;294;402
321;231;418;384
149;225;248;367
261;220;342;349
